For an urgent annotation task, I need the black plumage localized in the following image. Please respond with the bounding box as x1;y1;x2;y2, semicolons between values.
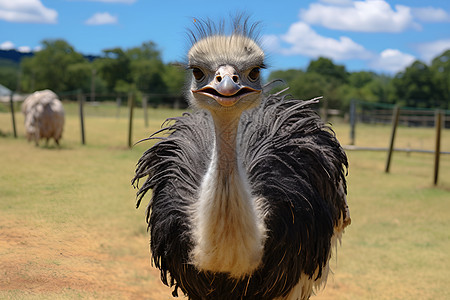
133;91;349;299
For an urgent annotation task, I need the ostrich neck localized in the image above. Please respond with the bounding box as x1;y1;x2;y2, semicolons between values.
210;111;240;173
190;110;266;278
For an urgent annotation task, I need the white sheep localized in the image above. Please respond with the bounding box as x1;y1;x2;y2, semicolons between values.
22;90;65;146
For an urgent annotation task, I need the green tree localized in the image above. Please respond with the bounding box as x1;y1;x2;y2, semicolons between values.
306;57;349;84
267;69;304;85
20;39;86;92
66;62;92;92
0;68;18;91
336;72;393;111
430;50;450;109
163;63;186;95
96;48;131;92
392;60;437;108
349;71;375;89
127;42;167;94
289;71;327;100
306;57;349;110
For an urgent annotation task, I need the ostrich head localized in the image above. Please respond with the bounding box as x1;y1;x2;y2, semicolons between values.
186;19;265;116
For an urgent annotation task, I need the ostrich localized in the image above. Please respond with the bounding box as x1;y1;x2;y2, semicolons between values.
133;17;350;299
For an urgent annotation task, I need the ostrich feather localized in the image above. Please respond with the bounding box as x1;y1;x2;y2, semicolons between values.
132;91;349;299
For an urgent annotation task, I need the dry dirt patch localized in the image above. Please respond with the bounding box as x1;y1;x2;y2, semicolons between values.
0;217;171;299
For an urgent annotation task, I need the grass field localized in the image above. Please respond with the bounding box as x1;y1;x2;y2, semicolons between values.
1;101;449;299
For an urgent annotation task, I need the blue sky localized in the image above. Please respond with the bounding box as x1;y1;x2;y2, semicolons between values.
1;0;449;74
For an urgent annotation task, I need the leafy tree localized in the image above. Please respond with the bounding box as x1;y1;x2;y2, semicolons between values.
0;68;18;91
392;60;437;108
430;50;450;109
127;41;161;61
66;62;92;92
306;57;348;84
125;42;169;107
20;39;86;92
96;48;131;92
348;71;375;89
163;63;186;95
336;72;393;110
267;69;304;85
289;71;327;100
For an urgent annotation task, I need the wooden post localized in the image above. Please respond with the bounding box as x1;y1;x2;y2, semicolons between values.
90;69;96;103
142;95;148;127
116;96;121;118
78;90;86;145
433;110;442;185
385;106;400;173
127;92;134;148
9;92;17;138
349;99;356;145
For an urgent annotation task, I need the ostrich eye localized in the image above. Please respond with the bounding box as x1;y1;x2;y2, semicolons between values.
192;68;205;81
248;67;260;82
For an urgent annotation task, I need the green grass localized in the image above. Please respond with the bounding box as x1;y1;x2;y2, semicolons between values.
0;102;449;299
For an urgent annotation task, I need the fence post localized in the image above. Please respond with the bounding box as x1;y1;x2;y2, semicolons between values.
385;105;400;173
349;99;356;145
142;95;148;127
116;96;121;118
127;92;134;148
9;92;17;138
91;69;96;103
78;90;86;145
433;110;442;185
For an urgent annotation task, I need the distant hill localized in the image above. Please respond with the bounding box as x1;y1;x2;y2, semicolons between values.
0;49;98;66
0;49;34;64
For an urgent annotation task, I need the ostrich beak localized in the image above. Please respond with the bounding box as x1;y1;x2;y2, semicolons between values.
192;67;261;107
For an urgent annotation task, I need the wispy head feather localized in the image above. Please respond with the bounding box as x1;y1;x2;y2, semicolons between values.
186;15;266;72
187;14;262;47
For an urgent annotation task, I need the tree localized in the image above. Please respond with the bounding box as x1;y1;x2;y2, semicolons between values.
20;39;86;93
336;72;393;110
127;41;161;61
267;69;304;85
306;57;349;111
306;57;348;84
127;42;167;94
430;50;450;109
289;71;327;101
0;67;18;91
348;71;375;89
163;63;186;95
96;48;131;93
392;60;437;108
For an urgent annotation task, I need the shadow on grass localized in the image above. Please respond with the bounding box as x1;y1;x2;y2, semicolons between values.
37;143;75;150
0;130;10;137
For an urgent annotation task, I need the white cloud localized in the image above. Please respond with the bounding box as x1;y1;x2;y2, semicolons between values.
300;0;418;32
0;41;39;53
85;12;118;25
265;21;372;61
412;7;450;23
0;0;57;23
18;46;32;53
370;49;416;73
0;41;15;50
416;39;450;63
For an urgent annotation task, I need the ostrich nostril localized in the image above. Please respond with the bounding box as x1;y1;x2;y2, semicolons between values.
232;75;239;83
216;76;222;83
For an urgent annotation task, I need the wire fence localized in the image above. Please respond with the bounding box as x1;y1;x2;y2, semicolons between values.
353;99;450;128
